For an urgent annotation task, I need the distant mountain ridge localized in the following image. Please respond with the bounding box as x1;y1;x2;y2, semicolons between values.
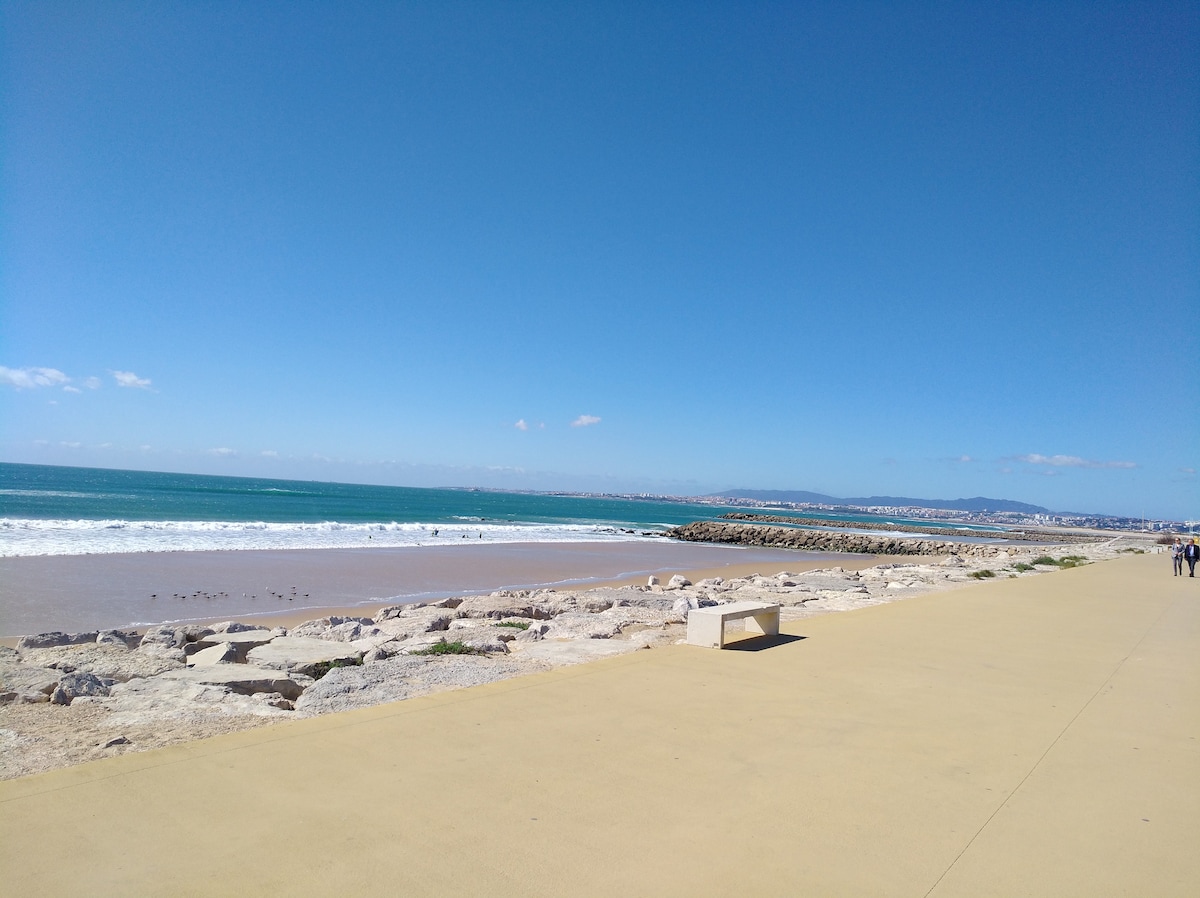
714;489;1050;515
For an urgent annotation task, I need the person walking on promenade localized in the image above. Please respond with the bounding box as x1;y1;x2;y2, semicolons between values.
1185;538;1200;578
1172;538;1185;576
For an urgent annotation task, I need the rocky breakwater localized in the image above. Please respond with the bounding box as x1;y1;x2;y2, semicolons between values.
668;520;1006;556
718;513;1095;543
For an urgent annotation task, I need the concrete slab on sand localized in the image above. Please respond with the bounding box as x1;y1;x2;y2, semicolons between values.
2;554;1197;897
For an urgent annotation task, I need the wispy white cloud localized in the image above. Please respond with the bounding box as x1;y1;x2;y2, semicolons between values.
84;376;102;390
112;370;152;389
514;419;529;431
60;441;82;449
0;366;71;389
208;447;237;457
261;449;279;457
958;455;973;463
1016;453;1136;470
63;385;82;394
571;414;601;428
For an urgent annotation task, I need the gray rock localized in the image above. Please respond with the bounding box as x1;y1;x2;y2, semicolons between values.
157;665;308;700
374;597;461;621
98;676;295;724
667;575;692;589
138;625;182;649
454;594;553;620
190;629;276;661
174;625;217;646
50;671;111;705
513;622;549;642
96;630;138;648
245;636;363;677
289;616;381;642
543;613;623;640
208;620;264;634
457;633;510;654
186;642;239;666
253;692;294;711
0;660;62;696
17;631;98;650
371;607;456;641
23;643;184;680
543;591;616;614
647;575;660;586
293;654;532;716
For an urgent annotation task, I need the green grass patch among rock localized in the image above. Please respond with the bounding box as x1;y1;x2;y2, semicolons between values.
410;640;484;656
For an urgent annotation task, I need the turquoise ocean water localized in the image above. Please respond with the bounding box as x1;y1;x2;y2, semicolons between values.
0;463;742;557
0;463;1001;558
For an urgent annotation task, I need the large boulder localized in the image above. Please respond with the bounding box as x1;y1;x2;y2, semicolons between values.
50;671;112;705
454;594;553;620
190;629;276;661
373;597;460;622
371;607;456;641
17;643;184;680
293;655;532;716
207;621;264;634
186;642;239;666
0;659;61;699
96;630;139;648
289;617;381;643
93;676;295;724
542;613;623;640
245;636;363;677
17;631;98;650
156;665;309;701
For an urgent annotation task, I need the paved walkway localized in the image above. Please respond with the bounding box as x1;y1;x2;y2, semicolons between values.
2;553;1197;896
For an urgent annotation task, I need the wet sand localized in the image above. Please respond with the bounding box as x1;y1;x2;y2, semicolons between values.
0;540;877;638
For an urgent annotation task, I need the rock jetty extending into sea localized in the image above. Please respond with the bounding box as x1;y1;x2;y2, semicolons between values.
667;519;1078;555
717;512;1103;543
0;534;1151;780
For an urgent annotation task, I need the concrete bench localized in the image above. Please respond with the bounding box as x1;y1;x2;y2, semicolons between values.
686;601;781;649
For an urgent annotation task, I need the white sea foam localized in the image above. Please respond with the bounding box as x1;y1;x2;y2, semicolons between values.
0;518;652;557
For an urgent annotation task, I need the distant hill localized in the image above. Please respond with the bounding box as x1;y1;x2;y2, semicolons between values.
714;489;1050;515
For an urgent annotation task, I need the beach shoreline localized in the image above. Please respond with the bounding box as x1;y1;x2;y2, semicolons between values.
0;540;878;640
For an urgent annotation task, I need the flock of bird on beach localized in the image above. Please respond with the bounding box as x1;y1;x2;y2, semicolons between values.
149;587;311;601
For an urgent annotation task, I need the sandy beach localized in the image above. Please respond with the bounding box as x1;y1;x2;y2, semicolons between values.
0;540;875;639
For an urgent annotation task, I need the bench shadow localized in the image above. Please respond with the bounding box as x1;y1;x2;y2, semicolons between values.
722;634;807;652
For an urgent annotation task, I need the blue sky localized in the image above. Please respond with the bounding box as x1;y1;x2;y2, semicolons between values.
2;1;1197;520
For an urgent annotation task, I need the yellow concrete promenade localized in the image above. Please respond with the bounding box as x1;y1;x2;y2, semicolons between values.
2;553;1197;896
